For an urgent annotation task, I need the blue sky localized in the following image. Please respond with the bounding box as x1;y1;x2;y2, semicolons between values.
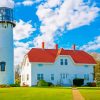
1;0;100;65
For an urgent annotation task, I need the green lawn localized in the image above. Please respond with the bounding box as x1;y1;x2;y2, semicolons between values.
79;87;100;100
0;87;72;100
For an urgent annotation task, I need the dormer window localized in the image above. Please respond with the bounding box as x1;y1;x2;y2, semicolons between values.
60;59;63;65
0;62;6;71
60;59;68;65
65;59;68;65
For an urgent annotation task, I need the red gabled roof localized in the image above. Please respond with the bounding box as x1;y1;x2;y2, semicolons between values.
28;48;58;63
27;48;96;64
58;48;96;64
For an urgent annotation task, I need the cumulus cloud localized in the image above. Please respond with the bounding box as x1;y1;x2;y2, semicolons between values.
14;20;35;65
0;0;14;8
22;0;34;6
34;0;100;48
14;20;35;41
34;33;55;48
80;36;100;51
14;41;32;66
16;0;41;6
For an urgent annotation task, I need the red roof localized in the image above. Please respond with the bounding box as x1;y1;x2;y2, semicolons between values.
27;48;96;64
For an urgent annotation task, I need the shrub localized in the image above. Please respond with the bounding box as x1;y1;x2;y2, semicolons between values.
10;83;20;87
87;82;96;87
55;83;62;87
48;82;54;87
0;84;10;88
37;80;48;87
91;82;96;87
73;78;84;86
96;81;100;87
87;82;91;87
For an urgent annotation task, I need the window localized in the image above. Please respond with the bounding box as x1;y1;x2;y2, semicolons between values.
37;74;40;80
60;59;63;65
66;74;68;78
60;59;68;65
60;74;62;79
61;73;68;79
51;74;54;81
37;74;44;80
38;64;43;67
63;74;65;79
65;59;68;65
84;65;88;67
27;74;29;81
84;74;89;80
0;62;6;71
0;8;13;22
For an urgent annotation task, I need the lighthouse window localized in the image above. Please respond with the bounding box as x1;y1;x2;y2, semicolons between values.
0;62;6;71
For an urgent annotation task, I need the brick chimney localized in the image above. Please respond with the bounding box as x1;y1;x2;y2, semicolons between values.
55;44;58;50
72;44;76;50
42;42;45;49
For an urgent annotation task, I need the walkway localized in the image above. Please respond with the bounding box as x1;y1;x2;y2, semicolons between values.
72;88;85;100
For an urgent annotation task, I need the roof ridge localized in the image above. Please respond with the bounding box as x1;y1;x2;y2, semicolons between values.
27;47;96;64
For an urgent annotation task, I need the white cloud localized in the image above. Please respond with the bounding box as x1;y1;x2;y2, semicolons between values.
44;0;62;8
14;40;34;65
16;0;42;6
14;20;35;41
0;0;14;8
14;20;35;65
22;0;34;6
80;36;100;51
14;41;30;66
34;0;100;48
33;33;55;48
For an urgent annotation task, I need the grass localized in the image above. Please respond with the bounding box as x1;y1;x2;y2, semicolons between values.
0;87;72;100
78;87;100;100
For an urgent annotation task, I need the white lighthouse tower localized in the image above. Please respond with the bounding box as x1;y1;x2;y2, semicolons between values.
0;7;15;84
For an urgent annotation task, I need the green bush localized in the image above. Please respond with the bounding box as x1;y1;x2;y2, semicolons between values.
37;80;48;87
87;82;91;87
0;84;10;88
73;78;84;86
10;83;20;87
96;81;100;87
87;82;96;87
48;82;54;87
37;80;49;87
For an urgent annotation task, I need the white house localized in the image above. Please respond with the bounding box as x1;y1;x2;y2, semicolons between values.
21;42;96;86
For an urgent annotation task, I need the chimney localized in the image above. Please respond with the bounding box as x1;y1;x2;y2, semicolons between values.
72;44;76;50
55;44;58;50
42;42;45;49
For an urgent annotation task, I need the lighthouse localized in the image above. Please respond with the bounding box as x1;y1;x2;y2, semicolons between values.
0;7;15;84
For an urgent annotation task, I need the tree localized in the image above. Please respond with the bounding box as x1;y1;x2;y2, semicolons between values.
94;61;100;80
15;64;21;84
